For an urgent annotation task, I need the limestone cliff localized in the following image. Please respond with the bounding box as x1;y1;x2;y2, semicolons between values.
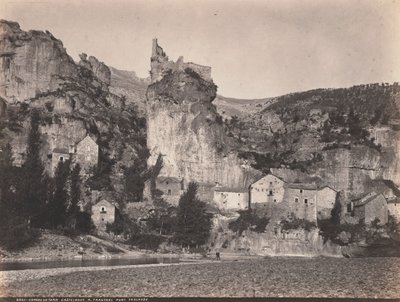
0;20;78;103
0;21;147;206
229;84;400;199
146;39;259;200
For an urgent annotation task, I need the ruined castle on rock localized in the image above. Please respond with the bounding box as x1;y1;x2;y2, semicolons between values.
146;39;258;204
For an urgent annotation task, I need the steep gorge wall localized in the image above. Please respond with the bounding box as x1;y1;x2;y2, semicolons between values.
0;20;78;103
146;40;259;195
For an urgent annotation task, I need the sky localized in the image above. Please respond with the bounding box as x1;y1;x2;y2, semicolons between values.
1;0;400;99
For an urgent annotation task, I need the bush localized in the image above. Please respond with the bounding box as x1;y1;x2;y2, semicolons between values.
106;214;140;238
0;220;39;250
128;233;166;251
280;213;316;232
319;219;366;245
228;209;270;235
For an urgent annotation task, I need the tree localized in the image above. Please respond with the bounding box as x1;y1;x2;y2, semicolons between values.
48;160;70;229
124;165;145;202
331;192;343;225
0;144;15;213
147;199;177;235
20;110;47;227
0;144;39;250
173;182;212;248
67;163;81;230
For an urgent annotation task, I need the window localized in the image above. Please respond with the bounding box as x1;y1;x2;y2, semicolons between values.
100;207;106;213
270;182;272;185
238;193;241;196
304;199;308;204
347;203;352;213
274;199;277;202
166;181;169;185
59;156;64;162
167;189;171;195
269;190;273;196
300;189;303;193
295;198;299;203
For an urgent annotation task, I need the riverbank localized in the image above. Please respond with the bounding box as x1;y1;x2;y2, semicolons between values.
1;257;399;298
0;231;148;262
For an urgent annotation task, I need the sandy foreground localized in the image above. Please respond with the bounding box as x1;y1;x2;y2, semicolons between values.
1;257;400;298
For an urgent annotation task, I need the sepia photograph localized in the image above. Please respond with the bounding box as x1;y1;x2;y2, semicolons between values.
0;0;400;300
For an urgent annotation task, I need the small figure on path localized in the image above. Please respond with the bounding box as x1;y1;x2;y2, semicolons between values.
216;251;221;260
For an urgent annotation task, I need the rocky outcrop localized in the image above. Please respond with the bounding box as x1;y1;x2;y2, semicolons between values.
0;20;78;103
146;39;259;201
0;21;146;207
210;214;342;257
79;53;111;86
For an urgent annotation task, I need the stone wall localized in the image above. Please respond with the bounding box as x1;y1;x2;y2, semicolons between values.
284;188;318;221
250;175;285;204
365;195;388;225
51;151;70;174
213;190;249;210
155;177;183;206
388;202;400;222
75;135;98;171
91;200;116;231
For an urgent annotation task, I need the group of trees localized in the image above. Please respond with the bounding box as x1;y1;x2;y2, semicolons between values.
107;182;213;250
0;110;91;250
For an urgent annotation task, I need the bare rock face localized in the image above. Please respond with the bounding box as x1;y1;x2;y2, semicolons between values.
0;21;147;208
0;20;78;103
79;53;111;86
146;39;258;200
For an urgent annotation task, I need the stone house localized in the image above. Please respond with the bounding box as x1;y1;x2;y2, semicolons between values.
91;199;116;231
213;186;249;210
51;147;71;173
75;135;99;171
348;192;388;225
250;174;286;204
51;134;98;175
316;186;338;219
249;175;337;221
155;176;184;206
285;184;319;222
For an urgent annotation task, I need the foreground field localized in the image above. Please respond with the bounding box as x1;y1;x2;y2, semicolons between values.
1;257;399;298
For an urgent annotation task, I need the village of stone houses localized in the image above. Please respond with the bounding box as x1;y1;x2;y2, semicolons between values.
1;18;400;298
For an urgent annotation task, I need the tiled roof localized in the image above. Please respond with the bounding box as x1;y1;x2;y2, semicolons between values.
52;148;69;154
157;176;182;183
353;192;384;207
287;183;319;190
214;187;248;193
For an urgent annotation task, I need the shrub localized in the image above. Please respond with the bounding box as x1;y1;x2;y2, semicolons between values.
0;220;39;250
128;233;166;251
228;209;270;235
280;214;316;232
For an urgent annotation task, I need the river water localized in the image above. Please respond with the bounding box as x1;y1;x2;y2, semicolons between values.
0;256;179;271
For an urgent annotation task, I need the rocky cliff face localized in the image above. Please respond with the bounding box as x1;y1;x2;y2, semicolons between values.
0;20;146;206
0;20;78;103
228;84;400;199
146;40;259;198
210;214;341;257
